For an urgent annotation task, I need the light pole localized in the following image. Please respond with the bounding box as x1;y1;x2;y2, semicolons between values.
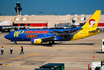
52;13;57;15
39;12;43;15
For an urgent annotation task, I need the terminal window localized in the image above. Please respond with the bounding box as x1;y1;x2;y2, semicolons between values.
81;17;84;20
15;18;20;21
74;17;77;21
22;18;27;21
80;17;86;20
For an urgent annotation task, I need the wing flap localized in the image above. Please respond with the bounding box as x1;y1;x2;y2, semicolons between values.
42;36;55;42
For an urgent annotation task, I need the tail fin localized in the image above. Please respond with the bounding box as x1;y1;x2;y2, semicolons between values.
71;10;101;41
82;10;101;30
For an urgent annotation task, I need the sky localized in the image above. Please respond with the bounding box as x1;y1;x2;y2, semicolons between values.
0;0;104;16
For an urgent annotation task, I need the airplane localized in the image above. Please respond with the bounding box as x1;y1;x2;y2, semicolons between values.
0;21;13;26
0;21;13;32
4;10;101;44
0;21;28;33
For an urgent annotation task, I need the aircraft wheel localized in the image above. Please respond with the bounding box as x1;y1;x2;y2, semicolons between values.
49;41;55;44
14;41;17;44
52;41;55;44
49;41;51;44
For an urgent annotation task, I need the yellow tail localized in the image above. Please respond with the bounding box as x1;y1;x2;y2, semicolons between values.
82;10;101;30
71;10;101;41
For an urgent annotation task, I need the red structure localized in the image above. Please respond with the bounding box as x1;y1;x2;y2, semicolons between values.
14;23;47;27
18;23;21;26
14;23;104;27
98;23;104;26
30;23;47;27
88;64;90;70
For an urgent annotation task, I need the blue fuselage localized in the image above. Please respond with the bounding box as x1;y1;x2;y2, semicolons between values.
4;26;82;42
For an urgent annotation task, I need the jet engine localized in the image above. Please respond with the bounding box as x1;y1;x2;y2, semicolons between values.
31;38;42;44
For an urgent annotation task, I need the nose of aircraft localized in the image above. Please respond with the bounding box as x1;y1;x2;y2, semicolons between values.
4;34;10;40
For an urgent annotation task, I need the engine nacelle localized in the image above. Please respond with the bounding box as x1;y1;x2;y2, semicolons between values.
31;38;42;44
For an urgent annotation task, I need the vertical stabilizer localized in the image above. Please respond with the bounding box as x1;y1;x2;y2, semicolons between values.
82;10;101;30
71;10;101;41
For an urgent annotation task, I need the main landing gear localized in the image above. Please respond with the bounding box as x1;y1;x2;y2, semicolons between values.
14;41;17;44
49;41;55;44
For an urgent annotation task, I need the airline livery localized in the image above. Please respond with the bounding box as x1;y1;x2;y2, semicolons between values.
4;10;101;44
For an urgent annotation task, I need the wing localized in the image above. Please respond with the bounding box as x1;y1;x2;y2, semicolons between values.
50;29;81;40
50;29;80;36
42;36;55;42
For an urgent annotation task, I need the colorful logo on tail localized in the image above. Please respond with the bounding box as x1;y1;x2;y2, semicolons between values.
89;19;98;27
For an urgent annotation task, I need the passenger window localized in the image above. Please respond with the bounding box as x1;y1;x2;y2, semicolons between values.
103;42;104;45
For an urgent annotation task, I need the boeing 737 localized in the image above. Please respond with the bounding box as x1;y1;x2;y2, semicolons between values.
4;10;101;44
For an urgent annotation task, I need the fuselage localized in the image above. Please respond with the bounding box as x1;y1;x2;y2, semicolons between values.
4;26;82;42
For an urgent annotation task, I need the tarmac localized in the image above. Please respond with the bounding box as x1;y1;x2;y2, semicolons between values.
0;32;104;70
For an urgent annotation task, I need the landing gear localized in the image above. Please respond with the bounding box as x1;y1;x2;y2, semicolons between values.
60;41;62;43
49;41;55;44
14;41;17;44
52;41;55;44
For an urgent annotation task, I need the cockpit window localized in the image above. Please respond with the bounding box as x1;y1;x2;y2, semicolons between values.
9;32;12;34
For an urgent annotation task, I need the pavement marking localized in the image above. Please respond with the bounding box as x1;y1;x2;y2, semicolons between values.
2;64;11;66
0;53;47;62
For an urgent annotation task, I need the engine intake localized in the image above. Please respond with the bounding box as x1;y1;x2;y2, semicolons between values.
31;38;42;44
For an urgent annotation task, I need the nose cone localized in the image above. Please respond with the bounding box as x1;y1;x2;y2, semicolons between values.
4;34;10;40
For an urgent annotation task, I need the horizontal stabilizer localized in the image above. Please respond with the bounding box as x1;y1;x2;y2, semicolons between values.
89;30;99;33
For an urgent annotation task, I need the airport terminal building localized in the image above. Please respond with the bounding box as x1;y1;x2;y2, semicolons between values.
0;14;104;28
0;2;104;29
